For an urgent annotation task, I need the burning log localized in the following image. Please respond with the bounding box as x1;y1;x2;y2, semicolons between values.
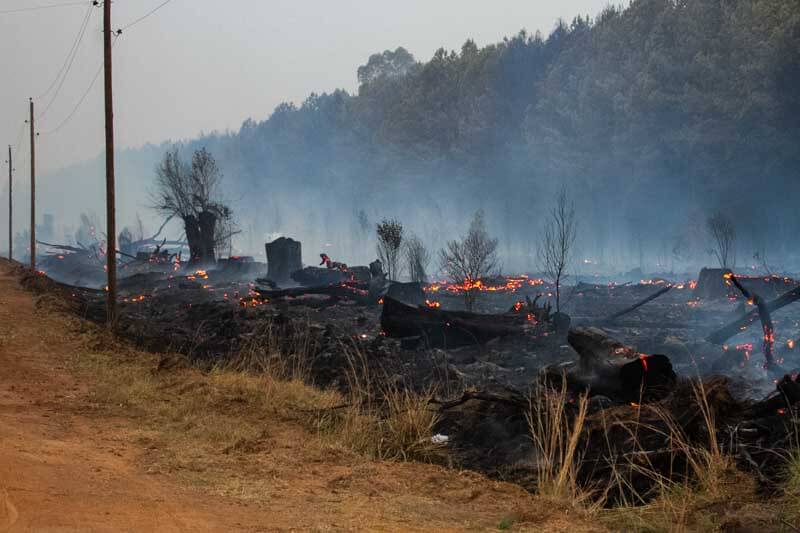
508;295;551;324
706;285;800;346
724;272;775;366
380;296;527;348
544;327;677;403
604;283;673;322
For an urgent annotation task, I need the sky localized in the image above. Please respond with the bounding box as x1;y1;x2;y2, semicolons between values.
0;0;610;175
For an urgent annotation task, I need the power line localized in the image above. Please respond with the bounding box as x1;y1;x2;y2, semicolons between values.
0;1;86;15
120;0;174;31
37;1;95;120
12;118;26;160
37;1;96;101
39;35;120;136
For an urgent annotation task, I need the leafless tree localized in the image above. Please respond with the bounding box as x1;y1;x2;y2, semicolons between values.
404;234;431;283
538;188;577;314
153;147;232;265
440;209;498;311
376;218;404;280
707;210;736;269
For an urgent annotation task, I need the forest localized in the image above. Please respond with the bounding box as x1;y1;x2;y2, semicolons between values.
24;0;800;274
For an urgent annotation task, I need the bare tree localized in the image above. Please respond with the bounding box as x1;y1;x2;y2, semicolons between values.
376;218;404;280
707;210;736;269
439;209;498;311
538;188;577;314
405;235;431;283
153;147;232;265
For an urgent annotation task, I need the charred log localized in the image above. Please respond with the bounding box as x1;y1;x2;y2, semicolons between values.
725;273;775;365
546;327;677;402
256;282;372;306
380;296;525;348
707;285;800;345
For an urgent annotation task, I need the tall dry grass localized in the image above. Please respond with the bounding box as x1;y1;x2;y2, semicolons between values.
526;374;593;506
325;342;443;462
596;379;749;532
222;319;316;381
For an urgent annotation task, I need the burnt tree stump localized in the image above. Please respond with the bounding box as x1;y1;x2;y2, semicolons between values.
694;268;732;299
265;237;302;283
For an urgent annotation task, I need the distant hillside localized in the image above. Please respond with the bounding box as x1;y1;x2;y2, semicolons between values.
38;0;800;271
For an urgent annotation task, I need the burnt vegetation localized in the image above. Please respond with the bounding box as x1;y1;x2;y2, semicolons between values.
12;0;800;528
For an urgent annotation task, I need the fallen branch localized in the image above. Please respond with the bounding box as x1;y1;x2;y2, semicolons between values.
429;389;528;410
725;273;774;365
604;284;673;321
707;285;800;345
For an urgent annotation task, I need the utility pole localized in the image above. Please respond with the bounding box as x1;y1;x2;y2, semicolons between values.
29;98;35;269
6;145;11;261
103;0;117;326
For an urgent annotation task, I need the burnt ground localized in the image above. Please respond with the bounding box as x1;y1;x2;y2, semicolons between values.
17;262;800;499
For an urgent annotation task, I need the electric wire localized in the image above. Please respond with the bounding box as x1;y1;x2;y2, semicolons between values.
39;35;119;136
0;1;86;15
36;1;95;101
119;0;174;31
37;1;95;120
12;118;26;160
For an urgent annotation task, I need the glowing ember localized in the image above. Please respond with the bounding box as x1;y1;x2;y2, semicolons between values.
424;275;544;295
425;299;441;308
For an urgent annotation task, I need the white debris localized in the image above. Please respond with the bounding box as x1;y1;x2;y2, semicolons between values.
431;433;449;445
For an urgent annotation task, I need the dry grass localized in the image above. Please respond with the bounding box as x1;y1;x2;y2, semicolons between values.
522;373;790;531
324;343;443;462
221;319;316;381
526;374;593;507
69;317;441;481
596;380;771;532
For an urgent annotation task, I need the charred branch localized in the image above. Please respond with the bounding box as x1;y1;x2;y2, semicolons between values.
706;284;800;347
604;284;674;322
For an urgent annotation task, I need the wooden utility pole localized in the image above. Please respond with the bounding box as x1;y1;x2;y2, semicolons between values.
6;145;11;261
103;0;117;326
29;98;35;269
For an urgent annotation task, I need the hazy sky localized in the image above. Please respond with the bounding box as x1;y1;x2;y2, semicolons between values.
1;0;609;175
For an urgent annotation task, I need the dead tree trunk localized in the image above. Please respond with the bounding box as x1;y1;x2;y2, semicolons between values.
198;211;217;264
183;212;217;265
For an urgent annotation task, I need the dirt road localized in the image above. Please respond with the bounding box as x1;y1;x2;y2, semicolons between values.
0;263;594;532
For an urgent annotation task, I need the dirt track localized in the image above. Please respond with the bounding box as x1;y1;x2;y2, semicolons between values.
0;263;600;532
0;265;282;531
